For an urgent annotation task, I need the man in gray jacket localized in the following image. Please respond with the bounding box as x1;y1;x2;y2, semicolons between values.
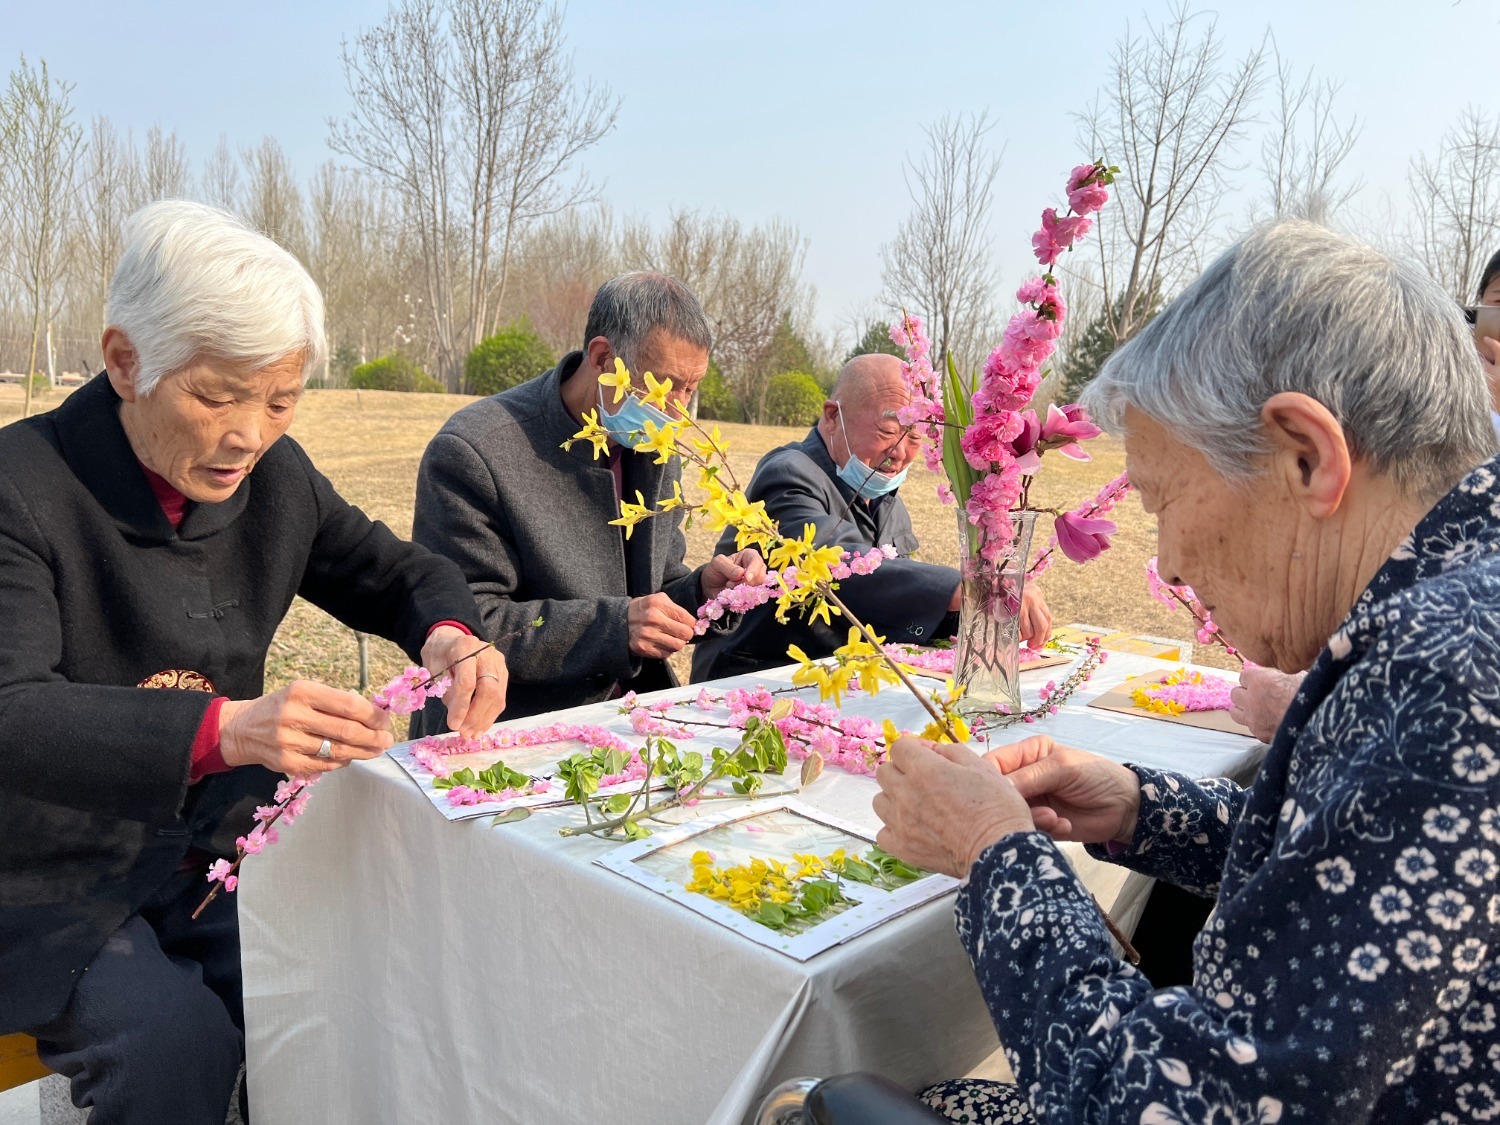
412;273;763;727
693;353;1051;681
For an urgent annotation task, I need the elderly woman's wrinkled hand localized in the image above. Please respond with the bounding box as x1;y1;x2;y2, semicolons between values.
422;626;507;739
986;736;1142;845
218;680;394;775
1227;666;1304;744
872;736;1036;878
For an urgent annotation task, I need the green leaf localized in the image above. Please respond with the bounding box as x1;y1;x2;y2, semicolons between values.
753;902;788;929
623;820;652;841
530;615;544;628
488;808;531;827
602;794;632;815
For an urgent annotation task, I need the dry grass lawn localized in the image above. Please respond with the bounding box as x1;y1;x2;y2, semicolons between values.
1;382;1233;729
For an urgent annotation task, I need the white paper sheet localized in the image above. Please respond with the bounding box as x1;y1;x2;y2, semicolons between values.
597;799;959;961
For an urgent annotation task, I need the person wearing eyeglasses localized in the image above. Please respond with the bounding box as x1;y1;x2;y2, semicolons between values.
692;352;1052;681
411;273;764;728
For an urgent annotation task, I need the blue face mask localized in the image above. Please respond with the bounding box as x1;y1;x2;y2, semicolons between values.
598;387;674;450
836;403;908;499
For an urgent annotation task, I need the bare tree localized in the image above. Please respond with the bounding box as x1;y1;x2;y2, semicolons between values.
240;135;306;254
508;205;621;355
622;209;811;419
449;0;617;347
76;116;139;350
1079;5;1265;348
1409;107;1500;303
331;0;461;382
201;133;240;212
1259;45;1360;223
880;111;1003;372
331;0;616;389
0;55;83;417
141;123;192;202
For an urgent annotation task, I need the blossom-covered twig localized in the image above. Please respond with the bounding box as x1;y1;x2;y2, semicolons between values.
194;656;467;915
1029;472;1133;578
1145;557;1243;665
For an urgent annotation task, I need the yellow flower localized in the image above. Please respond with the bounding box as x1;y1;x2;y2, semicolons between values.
565;409;611;459
639;418;684;465
768;523;815;572
691;425;730;460
609;490;653;539
600;357;634;404
807;597;836;629
640;371;674;411
657;480;685;511
920;713;971;743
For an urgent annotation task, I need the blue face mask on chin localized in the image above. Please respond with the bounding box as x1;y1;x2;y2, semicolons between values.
598;387;674;450
835;403;908;499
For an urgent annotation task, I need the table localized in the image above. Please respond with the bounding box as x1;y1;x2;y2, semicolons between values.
240;649;1263;1125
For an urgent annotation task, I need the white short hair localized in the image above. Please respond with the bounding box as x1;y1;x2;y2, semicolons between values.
1083;220;1497;496
106;200;326;394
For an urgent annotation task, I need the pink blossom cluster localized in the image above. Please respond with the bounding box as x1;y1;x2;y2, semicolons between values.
441;778;553;808
1138;673;1236;713
697;686;889;776
372;665;452;715
205;776;317;895
1145;556;1238;656
883;643;1049;676
883;644;956;674
408;723;633;779
1031;472;1133;578
1033;163;1112;263
887;313;949;484
693;546;895;634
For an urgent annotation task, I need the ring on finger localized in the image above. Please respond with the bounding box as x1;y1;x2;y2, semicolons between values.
317;738;334;760
476;672;499;682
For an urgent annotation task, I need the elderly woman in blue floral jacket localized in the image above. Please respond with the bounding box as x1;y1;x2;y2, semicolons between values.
875;221;1500;1123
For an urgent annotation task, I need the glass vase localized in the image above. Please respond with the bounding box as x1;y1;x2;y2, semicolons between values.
953;510;1037;718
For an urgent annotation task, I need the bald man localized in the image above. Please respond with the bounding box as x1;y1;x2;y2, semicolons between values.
692;353;1051;681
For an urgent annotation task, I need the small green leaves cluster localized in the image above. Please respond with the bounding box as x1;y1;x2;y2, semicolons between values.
712;716;789;796
433;761;531;796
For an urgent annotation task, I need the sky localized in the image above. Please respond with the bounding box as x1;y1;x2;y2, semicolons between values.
5;0;1497;343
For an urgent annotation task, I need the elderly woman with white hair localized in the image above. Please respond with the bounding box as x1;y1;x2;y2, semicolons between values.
0;201;507;1122
875;221;1500;1123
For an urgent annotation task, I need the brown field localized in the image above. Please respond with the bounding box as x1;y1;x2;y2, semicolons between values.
1;382;1233;732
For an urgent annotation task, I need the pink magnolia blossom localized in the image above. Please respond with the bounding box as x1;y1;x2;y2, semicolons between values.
1031;472;1132;580
1054;511;1117;563
1040;403;1103;459
1008;411;1043;474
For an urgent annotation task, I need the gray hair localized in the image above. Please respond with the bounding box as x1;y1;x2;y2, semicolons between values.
106;200;327;395
583;272;712;370
1085;221;1498;496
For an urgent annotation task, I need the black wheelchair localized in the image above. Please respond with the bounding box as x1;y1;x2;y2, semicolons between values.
754;1072;943;1124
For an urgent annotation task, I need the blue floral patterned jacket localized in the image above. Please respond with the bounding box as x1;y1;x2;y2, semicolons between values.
958;458;1500;1123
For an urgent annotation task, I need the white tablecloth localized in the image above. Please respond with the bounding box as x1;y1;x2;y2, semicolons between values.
240;652;1263;1125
